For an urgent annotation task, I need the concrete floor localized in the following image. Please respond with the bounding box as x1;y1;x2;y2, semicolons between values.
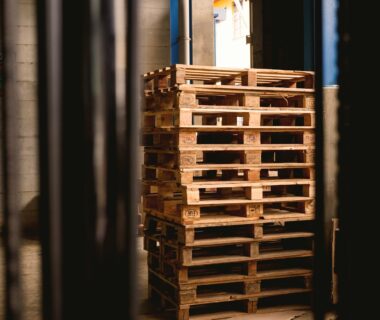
1;238;336;320
0;239;41;320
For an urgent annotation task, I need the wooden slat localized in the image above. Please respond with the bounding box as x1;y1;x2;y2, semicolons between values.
188;232;313;247
193;214;315;228
192;237;255;247
257;268;313;280
261;232;314;241
180;163;314;171
144;162;314;172
254;287;311;299
178;84;315;95
187;273;252;285
258;250;313;261
176;126;315;131
184;179;313;188
186;196;313;206
174;144;312;151
188;255;253;266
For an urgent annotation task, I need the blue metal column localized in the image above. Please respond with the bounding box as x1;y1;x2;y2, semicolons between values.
322;0;339;85
170;0;179;64
189;0;193;64
170;0;193;64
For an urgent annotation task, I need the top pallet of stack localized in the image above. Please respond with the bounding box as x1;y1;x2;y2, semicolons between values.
144;64;315;91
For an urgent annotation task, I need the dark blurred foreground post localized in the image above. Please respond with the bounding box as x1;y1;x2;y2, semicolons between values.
0;0;23;319
37;0;140;319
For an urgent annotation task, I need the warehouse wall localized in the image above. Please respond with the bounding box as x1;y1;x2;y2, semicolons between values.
192;1;214;66
140;0;171;73
139;0;215;73
0;0;38;230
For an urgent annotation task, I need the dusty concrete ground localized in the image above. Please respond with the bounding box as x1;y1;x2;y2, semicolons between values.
0;239;41;320
1;238;335;320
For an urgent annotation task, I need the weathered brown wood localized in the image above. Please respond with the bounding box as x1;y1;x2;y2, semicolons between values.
144;64;315;92
143;65;315;320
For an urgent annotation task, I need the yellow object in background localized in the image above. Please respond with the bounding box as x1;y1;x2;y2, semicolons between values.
214;0;233;9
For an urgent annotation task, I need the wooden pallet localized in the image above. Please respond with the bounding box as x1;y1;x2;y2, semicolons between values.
143;107;315;129
148;277;311;320
148;288;258;320
143;65;316;320
144;214;263;246
143;179;315;205
143;163;315;184
142;128;315;148
144;214;314;246
145;85;315;111
148;248;314;285
144;64;315;91
145;232;313;268
149;267;312;306
143;196;315;224
144;146;314;168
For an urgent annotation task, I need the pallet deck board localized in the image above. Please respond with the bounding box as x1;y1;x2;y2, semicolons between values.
178;84;315;95
144;162;314;171
261;232;314;241
188;255;254;266
185;196;313;206
145;106;316;112
192;237;257;247
256;268;313;280
258;250;313;261
183;178;313;187
144;126;314;132
145;144;313;151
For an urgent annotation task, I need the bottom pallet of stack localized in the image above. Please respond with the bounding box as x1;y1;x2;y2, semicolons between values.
144;214;313;319
148;275;311;320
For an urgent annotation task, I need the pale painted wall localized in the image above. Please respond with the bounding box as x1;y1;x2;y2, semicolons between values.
140;0;171;73
192;0;215;66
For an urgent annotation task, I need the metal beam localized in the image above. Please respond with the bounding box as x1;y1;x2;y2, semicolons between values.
37;0;139;319
36;0;63;318
125;0;140;318
178;0;191;64
313;0;330;319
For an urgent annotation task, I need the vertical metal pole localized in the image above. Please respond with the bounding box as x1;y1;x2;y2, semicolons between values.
170;0;180;64
322;0;338;85
313;0;329;319
126;0;140;318
179;0;190;64
337;1;379;319
38;0;139;318
36;0;63;318
0;0;23;318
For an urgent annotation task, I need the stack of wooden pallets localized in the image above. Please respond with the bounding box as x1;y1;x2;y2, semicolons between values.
142;64;315;319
